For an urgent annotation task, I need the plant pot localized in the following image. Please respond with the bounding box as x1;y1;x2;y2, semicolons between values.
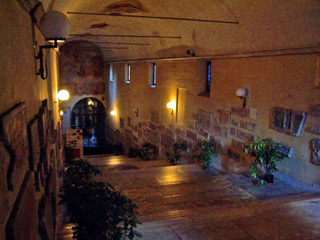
264;173;274;184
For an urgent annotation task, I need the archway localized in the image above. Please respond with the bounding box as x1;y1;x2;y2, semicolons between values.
71;98;106;155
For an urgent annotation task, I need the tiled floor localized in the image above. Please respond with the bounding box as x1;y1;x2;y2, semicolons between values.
58;155;320;240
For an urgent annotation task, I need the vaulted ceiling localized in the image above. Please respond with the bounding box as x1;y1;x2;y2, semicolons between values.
41;0;320;62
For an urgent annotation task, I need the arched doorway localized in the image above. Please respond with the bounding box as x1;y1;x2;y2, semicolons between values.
71;98;106;155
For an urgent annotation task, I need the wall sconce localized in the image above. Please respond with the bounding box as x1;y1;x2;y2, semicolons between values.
167;102;175;115
59;108;68;116
236;88;248;108
57;90;69;118
57;89;70;101
133;108;139;117
35;11;71;79
111;110;116;116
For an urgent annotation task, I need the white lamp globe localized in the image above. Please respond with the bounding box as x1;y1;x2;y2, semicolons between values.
236;88;246;97
57;90;70;101
111;111;116;116
167;102;175;109
39;11;71;40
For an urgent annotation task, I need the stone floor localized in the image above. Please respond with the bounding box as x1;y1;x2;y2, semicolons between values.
58;155;320;240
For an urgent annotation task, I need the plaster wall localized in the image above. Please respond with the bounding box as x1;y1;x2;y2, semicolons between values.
0;0;45;121
110;54;320;186
211;55;320;185
0;1;63;239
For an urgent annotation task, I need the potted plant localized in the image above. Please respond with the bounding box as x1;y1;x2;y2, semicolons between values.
245;138;284;184
59;159;141;240
139;143;157;161
192;140;217;169
165;143;185;165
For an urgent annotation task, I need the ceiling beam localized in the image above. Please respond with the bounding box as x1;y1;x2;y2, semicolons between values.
69;34;181;39
67;11;239;24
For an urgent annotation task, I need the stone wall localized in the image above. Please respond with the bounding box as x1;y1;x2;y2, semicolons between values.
109;54;320;186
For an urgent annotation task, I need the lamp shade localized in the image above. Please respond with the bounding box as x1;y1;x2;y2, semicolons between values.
39;11;71;40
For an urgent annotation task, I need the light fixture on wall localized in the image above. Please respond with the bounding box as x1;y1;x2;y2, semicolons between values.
133;108;139;117
111;110;116;116
59;107;68;116
236;88;248;108
167;102;175;115
57;89;70;101
35;11;71;80
57;90;70;118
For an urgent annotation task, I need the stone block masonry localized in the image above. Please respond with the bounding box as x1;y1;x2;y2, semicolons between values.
198;110;212;131
237;130;256;142
219;110;231;125
231;138;245;151
227;148;241;162
186;129;198;142
231;107;250;118
240;121;257;132
211;124;229;138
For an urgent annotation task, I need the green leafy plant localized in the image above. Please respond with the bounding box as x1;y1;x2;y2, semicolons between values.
139;143;157;161
59;159;141;240
192;140;217;169
244;138;284;184
165;143;185;165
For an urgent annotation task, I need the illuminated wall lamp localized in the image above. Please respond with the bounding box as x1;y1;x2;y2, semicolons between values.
111;110;116;116
167;102;175;115
57;89;70;101
59;108;68;116
57;90;70;117
35;11;71;79
236;88;248;108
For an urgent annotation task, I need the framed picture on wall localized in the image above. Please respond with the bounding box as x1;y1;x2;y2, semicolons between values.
38;116;46;149
0;102;29;191
27;117;40;171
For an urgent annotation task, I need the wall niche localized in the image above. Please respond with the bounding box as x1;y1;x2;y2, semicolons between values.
272;107;307;136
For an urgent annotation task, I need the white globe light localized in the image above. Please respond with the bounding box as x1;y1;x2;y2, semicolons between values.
111;111;116;116
39;11;71;40
236;88;246;97
57;90;70;101
167;102;175;109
